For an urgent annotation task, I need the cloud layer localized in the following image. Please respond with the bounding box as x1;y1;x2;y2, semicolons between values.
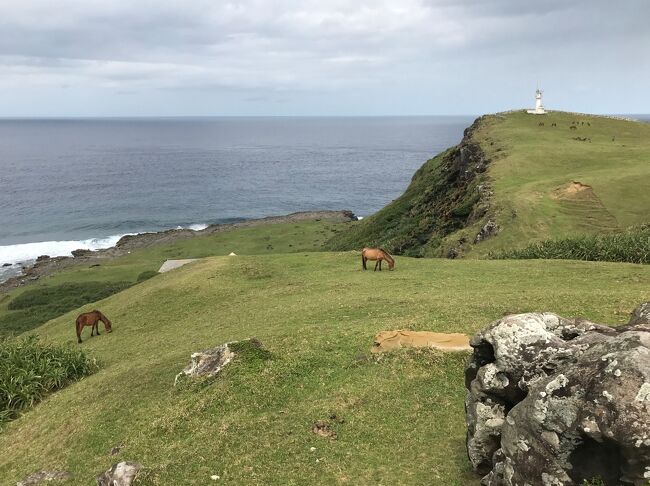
1;0;648;115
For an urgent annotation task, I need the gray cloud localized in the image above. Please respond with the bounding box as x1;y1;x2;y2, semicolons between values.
0;0;648;115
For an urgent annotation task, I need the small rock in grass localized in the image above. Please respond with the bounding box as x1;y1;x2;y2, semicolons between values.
210;474;220;480
96;461;142;486
17;470;72;486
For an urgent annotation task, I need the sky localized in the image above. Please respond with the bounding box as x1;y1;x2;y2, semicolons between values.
1;0;649;116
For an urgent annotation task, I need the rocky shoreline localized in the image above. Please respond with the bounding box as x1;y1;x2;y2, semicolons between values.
0;210;356;294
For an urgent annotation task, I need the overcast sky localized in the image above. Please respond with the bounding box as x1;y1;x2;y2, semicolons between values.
1;0;648;116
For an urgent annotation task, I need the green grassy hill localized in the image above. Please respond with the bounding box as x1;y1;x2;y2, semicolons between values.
1;247;648;484
327;111;650;257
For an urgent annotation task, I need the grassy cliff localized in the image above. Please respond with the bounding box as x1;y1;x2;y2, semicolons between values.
328;111;650;257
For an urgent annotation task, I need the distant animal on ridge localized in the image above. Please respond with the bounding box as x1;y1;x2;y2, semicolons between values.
76;310;112;343
361;248;395;271
570;125;577;130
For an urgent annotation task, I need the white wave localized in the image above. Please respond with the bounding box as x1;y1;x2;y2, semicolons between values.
0;234;130;266
357;216;364;220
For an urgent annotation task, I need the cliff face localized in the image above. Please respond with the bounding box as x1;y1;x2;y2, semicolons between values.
327;115;496;257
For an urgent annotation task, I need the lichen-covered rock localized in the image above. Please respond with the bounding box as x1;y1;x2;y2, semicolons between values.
96;461;142;486
628;301;650;326
466;309;650;485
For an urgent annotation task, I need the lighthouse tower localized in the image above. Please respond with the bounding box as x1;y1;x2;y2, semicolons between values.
527;89;547;115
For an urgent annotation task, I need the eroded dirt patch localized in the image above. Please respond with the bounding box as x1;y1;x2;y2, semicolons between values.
371;330;471;354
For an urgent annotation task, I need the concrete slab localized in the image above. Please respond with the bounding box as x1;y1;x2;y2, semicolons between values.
158;259;199;273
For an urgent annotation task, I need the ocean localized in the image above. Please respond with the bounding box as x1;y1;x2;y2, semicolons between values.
0;116;474;280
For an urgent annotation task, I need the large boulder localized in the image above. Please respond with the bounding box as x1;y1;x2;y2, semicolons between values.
465;305;650;485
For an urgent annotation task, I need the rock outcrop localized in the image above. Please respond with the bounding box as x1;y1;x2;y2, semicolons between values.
96;462;142;486
465;303;650;485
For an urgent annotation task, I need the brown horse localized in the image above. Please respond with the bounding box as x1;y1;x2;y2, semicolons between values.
76;310;112;344
361;248;395;271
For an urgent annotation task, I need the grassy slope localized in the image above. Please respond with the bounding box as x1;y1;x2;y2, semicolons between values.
475;111;650;254
328;111;650;257
0;220;344;336
1;253;648;485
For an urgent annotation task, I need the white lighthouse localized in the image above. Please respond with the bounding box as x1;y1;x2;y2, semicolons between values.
527;89;546;115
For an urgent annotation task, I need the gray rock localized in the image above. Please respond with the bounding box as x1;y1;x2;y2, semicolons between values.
466;309;650;485
174;343;234;385
96;462;142;486
17;470;72;485
628;301;650;326
474;220;499;243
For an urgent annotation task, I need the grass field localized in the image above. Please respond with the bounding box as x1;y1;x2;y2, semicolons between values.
473;111;650;254
1;250;648;485
0;220;345;336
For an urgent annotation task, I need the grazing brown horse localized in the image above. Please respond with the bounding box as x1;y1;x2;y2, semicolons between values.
76;310;112;344
361;248;395;271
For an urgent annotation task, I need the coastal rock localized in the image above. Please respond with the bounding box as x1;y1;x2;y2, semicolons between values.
72;249;93;258
2;263;11;267
17;470;72;485
96;462;142;486
465;309;650;485
35;255;50;262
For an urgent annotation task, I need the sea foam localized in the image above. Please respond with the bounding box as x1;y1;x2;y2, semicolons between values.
0;223;209;267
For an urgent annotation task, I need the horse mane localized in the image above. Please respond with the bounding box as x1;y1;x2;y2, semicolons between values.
378;248;394;262
93;309;108;321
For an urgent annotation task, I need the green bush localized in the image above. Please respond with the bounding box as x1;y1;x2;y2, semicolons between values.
0;281;130;336
492;225;650;264
0;336;97;423
136;270;159;283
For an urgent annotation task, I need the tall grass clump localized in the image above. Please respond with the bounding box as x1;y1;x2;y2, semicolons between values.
493;225;650;264
0;336;97;423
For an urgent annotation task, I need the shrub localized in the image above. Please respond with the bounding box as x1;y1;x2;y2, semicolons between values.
136;270;159;283
0;281;130;336
0;336;97;423
492;225;650;264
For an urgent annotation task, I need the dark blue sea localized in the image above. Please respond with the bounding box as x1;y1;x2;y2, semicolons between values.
0;116;474;277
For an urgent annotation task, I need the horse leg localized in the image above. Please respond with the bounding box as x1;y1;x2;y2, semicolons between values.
379;260;382;271
76;322;82;344
362;255;367;270
96;321;100;336
374;260;378;271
